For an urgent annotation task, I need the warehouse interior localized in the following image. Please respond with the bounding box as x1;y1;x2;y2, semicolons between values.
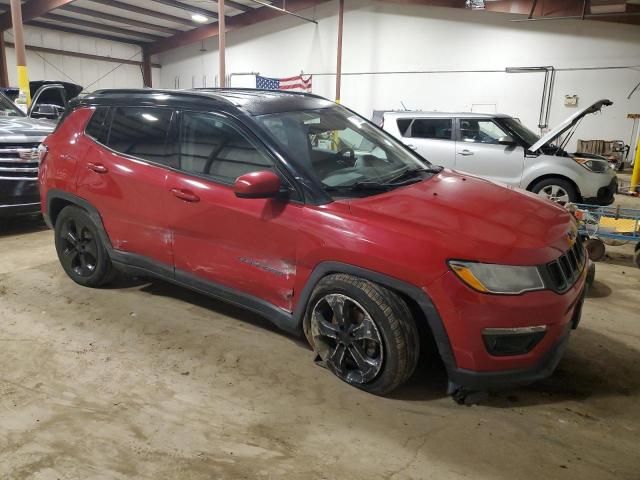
0;0;639;479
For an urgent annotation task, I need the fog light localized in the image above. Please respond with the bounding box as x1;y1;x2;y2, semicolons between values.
482;326;547;356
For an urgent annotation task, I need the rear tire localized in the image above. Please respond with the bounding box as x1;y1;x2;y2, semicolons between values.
54;206;115;287
304;273;419;395
531;178;578;205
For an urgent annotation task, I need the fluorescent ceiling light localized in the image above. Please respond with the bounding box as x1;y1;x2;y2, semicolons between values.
192;13;208;23
142;113;158;122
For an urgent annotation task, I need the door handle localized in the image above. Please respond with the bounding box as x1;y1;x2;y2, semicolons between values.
171;188;200;203
406;144;418;151
87;162;108;173
458;150;474;156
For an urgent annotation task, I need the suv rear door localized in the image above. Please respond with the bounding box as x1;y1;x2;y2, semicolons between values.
164;110;300;312
76;106;176;268
455;117;524;186
395;117;455;167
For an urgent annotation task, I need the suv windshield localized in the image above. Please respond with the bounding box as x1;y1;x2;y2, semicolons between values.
0;93;26;118
497;117;539;147
257;107;439;197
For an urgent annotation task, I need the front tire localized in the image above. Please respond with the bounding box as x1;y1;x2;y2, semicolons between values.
304;274;419;395
585;238;606;261
54;206;115;287
531;177;578;205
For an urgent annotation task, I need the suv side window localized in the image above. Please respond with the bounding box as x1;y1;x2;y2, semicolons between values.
106;107;177;168
179;111;274;183
85;107;109;143
459;119;508;145
410;119;452;140
396;118;412;136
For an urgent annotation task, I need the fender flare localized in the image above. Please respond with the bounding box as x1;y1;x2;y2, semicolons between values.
45;189;113;251
293;261;457;371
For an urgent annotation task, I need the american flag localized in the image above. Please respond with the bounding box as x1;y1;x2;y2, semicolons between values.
256;74;312;93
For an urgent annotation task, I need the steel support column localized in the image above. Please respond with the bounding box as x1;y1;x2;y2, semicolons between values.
0;33;9;88
142;47;153;88
219;0;226;87
335;0;344;103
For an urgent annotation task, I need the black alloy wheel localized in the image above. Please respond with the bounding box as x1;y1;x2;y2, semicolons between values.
311;293;384;385
59;217;99;277
305;274;420;395
54;206;115;287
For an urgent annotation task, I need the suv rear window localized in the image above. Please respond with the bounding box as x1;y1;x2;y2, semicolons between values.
396;118;412;136
85;107;109;143
410;119;452;140
106;107;177;168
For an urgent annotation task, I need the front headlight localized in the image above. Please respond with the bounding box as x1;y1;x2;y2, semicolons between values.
449;260;545;295
573;157;608;173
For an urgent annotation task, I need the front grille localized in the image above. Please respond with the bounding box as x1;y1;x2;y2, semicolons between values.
0;144;41;180
543;235;586;293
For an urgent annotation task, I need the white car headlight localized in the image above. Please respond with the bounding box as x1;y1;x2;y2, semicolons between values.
449;260;545;295
573;157;608;173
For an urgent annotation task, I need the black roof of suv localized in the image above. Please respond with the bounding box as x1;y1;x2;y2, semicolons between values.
83;88;335;116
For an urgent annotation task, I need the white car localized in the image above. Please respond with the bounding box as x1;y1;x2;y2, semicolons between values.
377;100;617;205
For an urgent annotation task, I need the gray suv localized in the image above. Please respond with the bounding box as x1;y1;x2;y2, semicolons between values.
378;100;617;205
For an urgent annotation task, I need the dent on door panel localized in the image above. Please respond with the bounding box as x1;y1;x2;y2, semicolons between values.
75;145;174;267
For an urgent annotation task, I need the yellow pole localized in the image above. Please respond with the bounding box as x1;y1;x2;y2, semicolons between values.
9;0;30;107
630;135;640;194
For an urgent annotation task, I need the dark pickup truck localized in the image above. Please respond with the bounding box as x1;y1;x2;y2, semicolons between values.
0;81;81;219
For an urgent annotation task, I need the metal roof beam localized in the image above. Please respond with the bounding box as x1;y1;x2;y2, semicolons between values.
27;20;145;44
149;0;218;20
61;4;181;35
0;0;75;30
148;0;328;54
42;12;164;41
85;0;196;27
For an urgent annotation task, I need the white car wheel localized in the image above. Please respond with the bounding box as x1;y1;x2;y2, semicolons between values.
537;184;571;204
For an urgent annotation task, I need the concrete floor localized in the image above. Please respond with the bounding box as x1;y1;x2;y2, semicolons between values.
1;198;640;480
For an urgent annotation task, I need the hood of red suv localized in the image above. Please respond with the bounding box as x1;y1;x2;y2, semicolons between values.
345;169;575;266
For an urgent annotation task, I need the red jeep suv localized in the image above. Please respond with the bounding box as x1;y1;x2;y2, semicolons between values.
39;89;587;398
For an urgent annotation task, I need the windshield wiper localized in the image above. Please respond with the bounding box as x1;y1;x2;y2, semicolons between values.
383;166;443;185
322;166;443;195
323;181;393;194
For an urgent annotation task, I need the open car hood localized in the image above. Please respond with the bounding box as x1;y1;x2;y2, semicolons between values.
1;82;83;103
30;81;83;101
529;99;613;153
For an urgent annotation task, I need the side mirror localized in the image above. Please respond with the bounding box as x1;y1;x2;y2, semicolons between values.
30;104;61;120
498;135;516;145
234;171;282;199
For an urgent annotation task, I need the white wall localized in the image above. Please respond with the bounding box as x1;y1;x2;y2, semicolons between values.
3;25;160;91
157;0;640;150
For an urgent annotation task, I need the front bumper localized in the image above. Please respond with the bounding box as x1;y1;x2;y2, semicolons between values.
427;262;587;390
0;179;40;217
583;176;617;206
448;324;572;390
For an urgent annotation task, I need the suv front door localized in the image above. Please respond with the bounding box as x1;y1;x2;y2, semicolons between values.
165;110;300;312
455;118;525;186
